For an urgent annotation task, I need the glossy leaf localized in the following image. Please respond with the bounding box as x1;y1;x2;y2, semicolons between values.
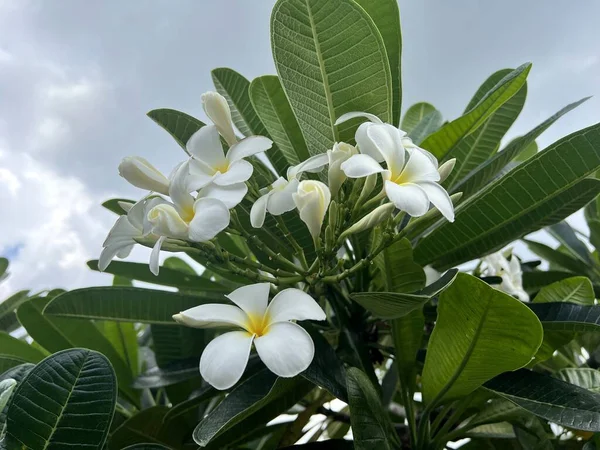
0;363;34;383
444;69;527;188
347;367;400;450
485;369;600;431
422;273;543;405
528;302;600;333
271;0;392;155
43;286;224;324
147;108;204;150
451;97;589;198
249;75;309;168
416;122;600;269
352;269;458;319
401;102;436;133
421;64;530;159
533;276;594;305
3;349;117;449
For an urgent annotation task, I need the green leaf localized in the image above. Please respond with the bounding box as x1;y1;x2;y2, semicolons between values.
528;302;600;333
0;363;34;383
87;260;227;292
0;331;46;363
250;75;310;168
271;0;392;155
408;109;443;145
443;69;527;188
485;368;600;431
193;369;313;447
465;398;525;430
422;273;543;405
522;270;574;294
0;357;30;376
17;296;139;405
556;368;600;393
374;237;425;293
150;323;210;368
548;221;594;266
421;63;530;159
354;0;402;125
281;441;355;450
102;198;135;215
524;239;589;275
121;445;171;450
0;379;16;412
97;321;138;377
415;122;600;269
352;268;458;319
392;310;423;395
451;97;589;199
513;140;538;162
162;385;219;427
43;286;225;324
147;108;204;150
401;103;436;133
3;348;117;449
346;367;399;450
132;360;198;389
534;276;594;305
0;289;29;332
0;258;8;281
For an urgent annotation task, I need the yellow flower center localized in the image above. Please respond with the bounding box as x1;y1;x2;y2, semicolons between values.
214;162;230;174
244;312;270;337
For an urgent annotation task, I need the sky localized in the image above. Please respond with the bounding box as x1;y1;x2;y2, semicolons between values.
0;0;599;297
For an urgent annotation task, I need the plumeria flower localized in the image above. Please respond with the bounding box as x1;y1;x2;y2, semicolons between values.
328;142;358;197
202;91;238;147
337;112;455;222
293;180;331;242
118;156;170;195
250;154;328;228
173;283;326;390
146;161;247;274
482;250;529;302
99;196;166;273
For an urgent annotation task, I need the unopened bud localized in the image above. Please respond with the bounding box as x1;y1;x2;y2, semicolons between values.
201;91;237;146
118;156;170;195
339;203;395;240
438;158;456;183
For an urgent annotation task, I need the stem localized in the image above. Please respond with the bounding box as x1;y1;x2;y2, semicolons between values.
400;386;418;447
432;397;473;448
275;215;308;269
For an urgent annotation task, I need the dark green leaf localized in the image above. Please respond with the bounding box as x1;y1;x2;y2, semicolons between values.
121;445;171;450
556;368;600;393
151;323;210;368
392;310;424;394
524;239;589;275
0;331;46;363
3;348;117;449
0;363;34;383
147;108;204;150
102;198;135;215
528;302;600;333
0;289;29;332
132;359;198;389
282;441;355;450
374;237;425;294
548;221;594;266
522;270;574;294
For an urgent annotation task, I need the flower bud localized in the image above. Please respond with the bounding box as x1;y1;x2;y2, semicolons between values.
147;204;189;239
339;203;395;240
327;142;357;196
438;158;456;183
201;91;237;146
118;156;170;195
293;180;331;242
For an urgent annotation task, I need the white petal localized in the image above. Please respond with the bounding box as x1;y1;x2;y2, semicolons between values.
397;149;440;183
213;159;254;186
168;160;195;216
174;303;250;329
226;136;273;164
385;181;430;217
265;288;326;324
186;125;227;169
340;154;385;178
149;235;165;276
188;159;218;190
293;181;331;240
126;198;148;230
254;322;314;378
202;91;238;147
355;122;385;162
142;197;168;235
409;145;439;169
147;203;189;239
102;215;140;248
226;283;270;321
419;181;455;222
198;182;247;209
98;245;123;271
366;124;406;176
334;111;383;126
250;192;270;228
200;331;254;390
118;156;170;195
188;198;230;242
116;244;134;259
267;179;298;215
288;154;329;179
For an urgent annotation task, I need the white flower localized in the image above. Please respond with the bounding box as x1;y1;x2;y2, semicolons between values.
187;125;272;190
337;112;454;222
328;142;357;196
173;283;326;390
250;154;328;228
118;156;170;195
99;196;166;273
482;251;529;302
202;91;238;147
293;180;331;241
146;161;247;274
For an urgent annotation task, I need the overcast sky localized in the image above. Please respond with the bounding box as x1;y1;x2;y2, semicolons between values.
0;0;598;297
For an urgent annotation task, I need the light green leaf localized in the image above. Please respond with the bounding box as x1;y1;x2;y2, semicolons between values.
421;63;530;159
422;273;543;405
415;122;600;269
450;97;589;199
392;309;424;395
97;320;138;377
17;296;138;405
3;348;117;449
528;302;600;333
0;379;16;412
443;69;527;188
271;0;392;155
250;75;310;168
0;332;46;363
43;286;225;324
101;198;135;215
408;109;443;145
513;140;538;162
87;260;227;292
401;103;436;134
193;369;313;447
354;0;402;125
147;108;204;150
346;367;400;450
534;276;594;305
352;269;458;319
556;368;600;393
485;368;600;431
374;237;425;293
